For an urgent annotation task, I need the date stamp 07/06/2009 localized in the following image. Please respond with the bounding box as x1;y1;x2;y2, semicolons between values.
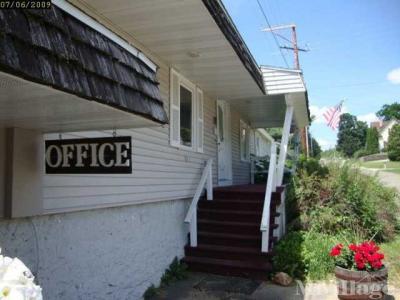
0;0;51;9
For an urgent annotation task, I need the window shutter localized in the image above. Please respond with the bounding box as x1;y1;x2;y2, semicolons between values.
170;69;180;147
196;88;204;152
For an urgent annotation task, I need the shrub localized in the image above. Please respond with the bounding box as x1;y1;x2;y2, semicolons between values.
353;149;369;159
142;257;187;299
143;285;158;300
296;155;329;177
302;231;338;280
365;127;380;155
160;257;187;287
273;231;305;278
388;124;400;161
273;231;338;280
293;162;399;242
275;159;399;281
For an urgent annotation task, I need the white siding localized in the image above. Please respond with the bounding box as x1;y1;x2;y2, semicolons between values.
231;109;251;185
43;62;219;214
261;66;306;95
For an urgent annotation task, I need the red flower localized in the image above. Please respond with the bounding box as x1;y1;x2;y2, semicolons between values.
331;241;385;271
330;244;343;257
357;262;365;270
349;244;358;252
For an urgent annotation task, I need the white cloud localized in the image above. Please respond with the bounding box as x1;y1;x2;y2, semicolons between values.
387;68;400;85
310;105;329;124
316;138;335;151
357;113;378;124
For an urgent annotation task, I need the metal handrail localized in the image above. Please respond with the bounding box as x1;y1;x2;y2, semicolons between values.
184;158;213;247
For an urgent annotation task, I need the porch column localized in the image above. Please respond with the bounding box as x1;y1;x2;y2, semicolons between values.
276;105;294;186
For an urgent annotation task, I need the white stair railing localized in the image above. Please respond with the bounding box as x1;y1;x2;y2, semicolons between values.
184;158;213;247
260;142;277;253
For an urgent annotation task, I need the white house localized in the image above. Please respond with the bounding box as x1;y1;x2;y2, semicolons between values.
378;120;399;150
0;1;310;299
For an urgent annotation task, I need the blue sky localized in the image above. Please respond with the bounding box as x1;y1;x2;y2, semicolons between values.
222;0;400;149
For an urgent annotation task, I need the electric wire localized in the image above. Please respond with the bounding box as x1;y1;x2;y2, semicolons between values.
255;0;290;68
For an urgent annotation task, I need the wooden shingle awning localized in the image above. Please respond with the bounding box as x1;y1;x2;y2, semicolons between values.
0;6;168;129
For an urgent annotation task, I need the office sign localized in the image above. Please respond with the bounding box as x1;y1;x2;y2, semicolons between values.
45;136;132;174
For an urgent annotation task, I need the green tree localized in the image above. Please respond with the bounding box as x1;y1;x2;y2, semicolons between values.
376;102;400;121
336;113;368;157
387;124;400;161
365;127;380;154
310;137;322;159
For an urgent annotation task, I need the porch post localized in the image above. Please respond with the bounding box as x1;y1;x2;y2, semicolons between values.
276;105;294;186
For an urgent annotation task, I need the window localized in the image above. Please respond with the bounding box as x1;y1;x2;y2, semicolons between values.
170;69;204;152
179;85;193;147
240;120;250;161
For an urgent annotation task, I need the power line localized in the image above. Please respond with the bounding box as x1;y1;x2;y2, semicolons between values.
255;0;290;68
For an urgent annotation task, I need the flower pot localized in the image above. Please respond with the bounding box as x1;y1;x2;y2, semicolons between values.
334;266;388;300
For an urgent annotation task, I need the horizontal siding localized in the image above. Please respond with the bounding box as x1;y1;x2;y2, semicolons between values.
230;109;250;185
43;61;218;213
261;67;306;95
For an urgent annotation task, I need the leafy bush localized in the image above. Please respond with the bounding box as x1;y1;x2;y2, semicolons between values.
273;231;305;278
293;162;399;242
388;124;400;161
143;257;187;299
365;127;380;155
301;231;338;280
143;285;158;300
353;149;369;159
275;158;400;280
296;155;329;177
273;231;338;280
160;257;187;287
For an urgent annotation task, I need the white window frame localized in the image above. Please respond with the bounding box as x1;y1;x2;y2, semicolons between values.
240;119;250;162
169;68;204;153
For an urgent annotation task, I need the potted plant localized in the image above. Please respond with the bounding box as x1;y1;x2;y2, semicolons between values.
329;241;388;300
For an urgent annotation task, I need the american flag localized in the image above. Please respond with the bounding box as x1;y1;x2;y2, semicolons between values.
323;101;344;130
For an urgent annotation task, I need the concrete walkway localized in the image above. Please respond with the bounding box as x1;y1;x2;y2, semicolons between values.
360;167;400;194
151;272;399;300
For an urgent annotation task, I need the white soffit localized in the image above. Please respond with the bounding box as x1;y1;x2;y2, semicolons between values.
0;72;158;133
261;66;306;95
77;0;264;100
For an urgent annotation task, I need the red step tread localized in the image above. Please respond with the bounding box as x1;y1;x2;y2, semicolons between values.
182;256;271;271
185;244;272;256
198;208;262;215
198;219;260;227
198;231;260;240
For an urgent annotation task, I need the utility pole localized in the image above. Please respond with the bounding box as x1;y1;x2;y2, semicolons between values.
262;24;308;70
262;24;310;156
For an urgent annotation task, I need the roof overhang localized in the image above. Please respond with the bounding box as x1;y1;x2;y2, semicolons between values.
0;3;168;132
225;66;310;129
0;72;159;132
74;0;265;100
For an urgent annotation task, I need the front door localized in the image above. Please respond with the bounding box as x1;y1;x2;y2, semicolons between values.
217;100;232;186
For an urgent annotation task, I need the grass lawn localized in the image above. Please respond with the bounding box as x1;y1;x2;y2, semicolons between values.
385;169;400;175
382;235;400;287
360;160;400;169
359;160;400;175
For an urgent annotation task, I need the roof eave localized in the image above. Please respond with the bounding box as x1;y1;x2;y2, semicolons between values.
202;0;265;95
